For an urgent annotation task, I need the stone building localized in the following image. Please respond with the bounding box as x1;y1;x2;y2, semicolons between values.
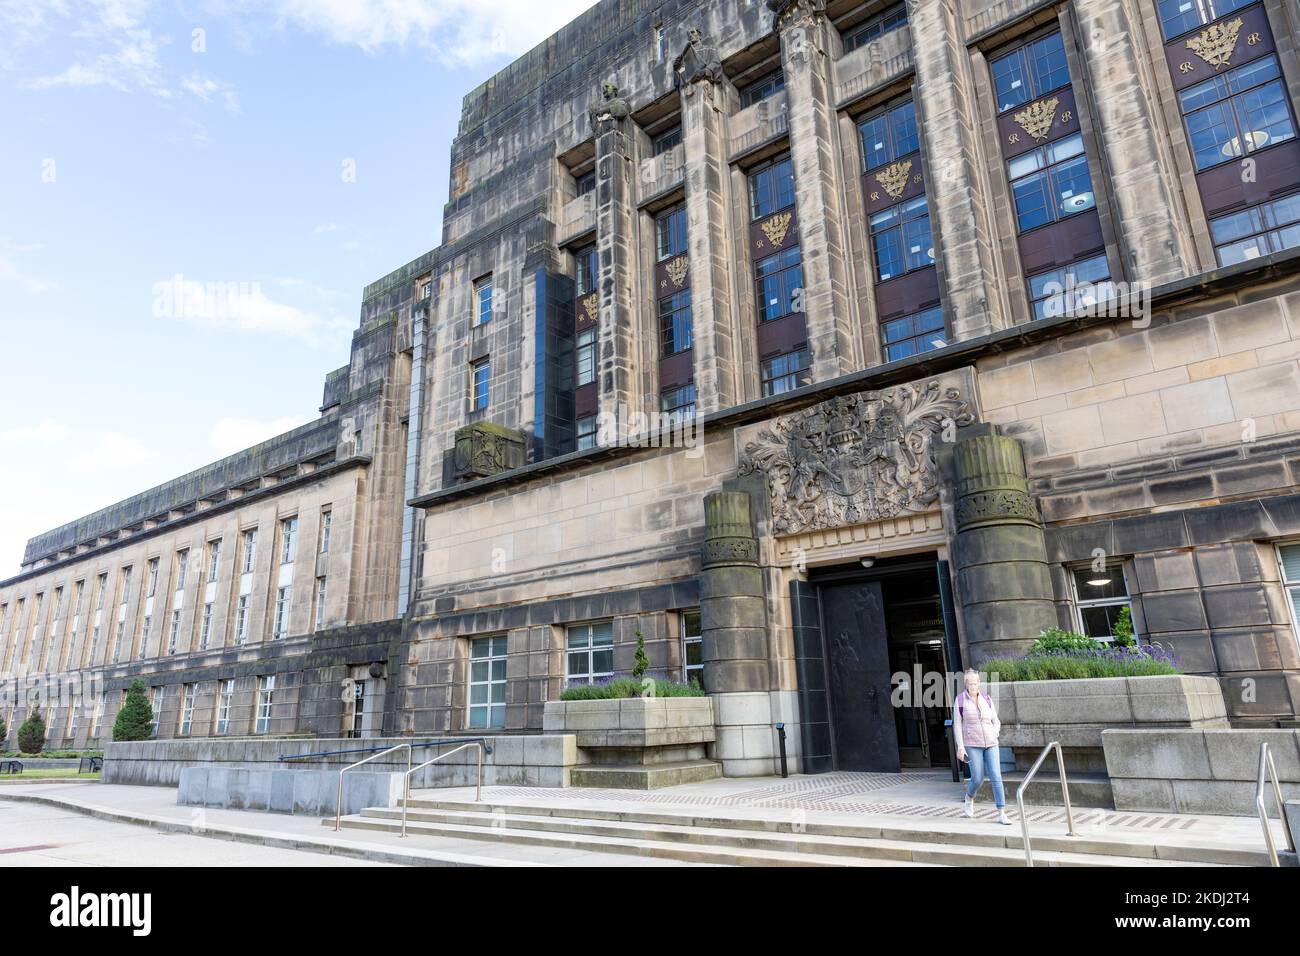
4;0;1300;778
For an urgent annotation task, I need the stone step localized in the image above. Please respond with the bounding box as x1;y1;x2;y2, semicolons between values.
333;806;1231;867
1000;772;1114;809
570;760;722;789
397;796;1268;866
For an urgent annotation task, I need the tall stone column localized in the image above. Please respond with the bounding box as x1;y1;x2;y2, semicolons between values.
1073;0;1195;284
589;84;641;419
909;0;1008;339
951;427;1058;665
701;490;775;776
676;34;739;412
770;0;860;379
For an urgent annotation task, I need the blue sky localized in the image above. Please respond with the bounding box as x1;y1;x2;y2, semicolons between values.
0;0;599;575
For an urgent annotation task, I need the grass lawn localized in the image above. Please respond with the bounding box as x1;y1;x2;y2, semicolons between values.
0;768;100;782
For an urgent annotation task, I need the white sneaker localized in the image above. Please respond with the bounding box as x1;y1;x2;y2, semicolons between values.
963;795;975;818
996;810;1012;826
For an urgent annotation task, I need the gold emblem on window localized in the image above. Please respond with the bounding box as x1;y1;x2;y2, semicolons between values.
1013;96;1060;142
875;159;913;201
760;211;793;248
582;293;598;317
666;255;689;287
1187;17;1244;70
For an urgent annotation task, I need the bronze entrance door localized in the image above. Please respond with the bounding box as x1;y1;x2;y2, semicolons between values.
819;579;901;772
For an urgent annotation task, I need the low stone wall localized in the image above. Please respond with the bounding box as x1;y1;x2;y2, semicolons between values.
1103;728;1300;815
177;767;403;815
993;675;1228;773
104;735;579;789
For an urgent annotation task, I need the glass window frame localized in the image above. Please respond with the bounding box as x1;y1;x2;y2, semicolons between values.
990;30;1072;114
754;245;804;323
658;289;693;356
654;203;688;261
760;348;812;397
1072;564;1133;644
748;154;796;221
565;621;614;686
468;634;508;730
881;306;948;362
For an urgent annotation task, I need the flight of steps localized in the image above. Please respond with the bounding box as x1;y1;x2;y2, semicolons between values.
326;794;1268;867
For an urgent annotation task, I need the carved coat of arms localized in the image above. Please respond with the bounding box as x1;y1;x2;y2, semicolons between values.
1014;97;1059;142
1187;17;1243;70
666;256;689;287
738;381;973;535
875;160;913;201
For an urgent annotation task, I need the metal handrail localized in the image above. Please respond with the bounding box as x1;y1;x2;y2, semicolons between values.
400;742;485;838
1256;742;1296;867
335;743;412;831
1016;740;1077;867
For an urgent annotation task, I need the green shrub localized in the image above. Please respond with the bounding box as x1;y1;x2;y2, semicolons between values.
113;680;154;742
559;676;705;701
632;631;650;682
982;645;1179;682
17;713;46;755
1112;607;1136;648
1028;627;1104;654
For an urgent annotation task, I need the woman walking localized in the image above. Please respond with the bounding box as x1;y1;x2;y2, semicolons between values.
953;668;1011;825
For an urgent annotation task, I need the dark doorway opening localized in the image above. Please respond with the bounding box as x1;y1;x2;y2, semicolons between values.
810;554;953;771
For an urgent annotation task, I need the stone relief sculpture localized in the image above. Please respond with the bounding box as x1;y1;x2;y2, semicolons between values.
673;27;723;89
738;381;974;535
588;81;630;135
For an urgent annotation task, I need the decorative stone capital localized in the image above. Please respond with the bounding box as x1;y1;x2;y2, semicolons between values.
452;422;527;481
703;491;759;566
588;81;631;136
673;27;723;89
767;0;827;34
952;432;1040;531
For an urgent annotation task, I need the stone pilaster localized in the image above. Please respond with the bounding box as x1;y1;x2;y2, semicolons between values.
909;0;1008;339
770;0;860;379
677;54;739;412
589;84;641;418
1073;0;1195;285
701;490;774;776
950;427;1058;665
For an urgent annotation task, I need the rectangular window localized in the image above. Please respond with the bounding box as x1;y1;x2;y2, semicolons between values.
95;573;108;610
843;2;908;52
661;383;697;426
755;246;804;322
151;688;163;737
206;539;222;583
858;97;919;172
216;679;234;734
681;610;704;690
1278;544;1300;638
761;348;812;397
175;550;189;590
139;615;151;659
576;328;596;387
748;155;796;220
574;244;598;296
146;557;159;598
1157;0;1255;40
652;125;682;156
235;595;249;645
1027;254;1113;320
1211;193;1300;266
274;587;292;639
658;289;693;356
1179;56;1296;172
739;69;784;108
566;621;614;686
280;517;298;565
991;30;1070;113
654;203;688;261
468;634;508;729
882;306;948;361
1007;133;1096;233
473;276;493;326
200;602;213;649
241;529;257;573
469;358;490;410
576;415;598;450
320;510;332;553
314;577;327;631
350;681;366;737
255;676;275;734
870;195;935;280
1072;565;1133;643
167;609;181;655
575;170;596;196
178;684;195;736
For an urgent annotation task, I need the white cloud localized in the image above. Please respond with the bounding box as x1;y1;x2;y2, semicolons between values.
25;26;171;96
0;239;57;294
150;273;354;346
181;70;240;111
209;415;311;457
312;222;343;235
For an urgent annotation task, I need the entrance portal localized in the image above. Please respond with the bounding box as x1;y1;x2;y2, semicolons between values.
810;555;955;772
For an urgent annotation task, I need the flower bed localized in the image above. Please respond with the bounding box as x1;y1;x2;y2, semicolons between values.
558;675;705;701
982;645;1180;682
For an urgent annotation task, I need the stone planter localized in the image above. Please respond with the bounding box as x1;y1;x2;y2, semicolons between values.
993;674;1228;775
542;697;720;789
